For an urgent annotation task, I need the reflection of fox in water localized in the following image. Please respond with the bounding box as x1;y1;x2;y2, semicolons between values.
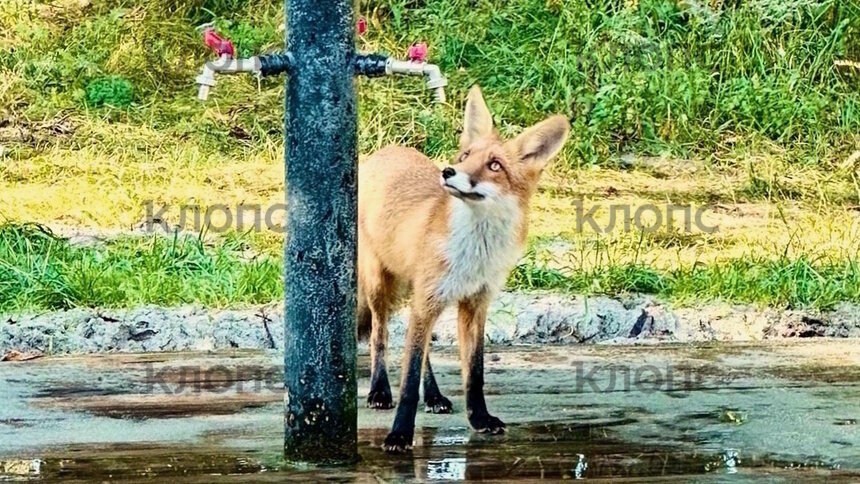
357;86;570;452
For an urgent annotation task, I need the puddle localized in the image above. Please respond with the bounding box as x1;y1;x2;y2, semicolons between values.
0;343;858;481
5;422;856;482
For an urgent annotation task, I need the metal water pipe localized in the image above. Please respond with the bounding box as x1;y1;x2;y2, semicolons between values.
194;2;446;465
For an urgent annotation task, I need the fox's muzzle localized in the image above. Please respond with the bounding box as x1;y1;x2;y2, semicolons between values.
440;168;485;201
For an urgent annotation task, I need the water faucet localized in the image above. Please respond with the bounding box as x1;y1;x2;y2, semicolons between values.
195;28;447;104
384;59;447;103
352;50;448;104
196;55;263;101
195;27;294;100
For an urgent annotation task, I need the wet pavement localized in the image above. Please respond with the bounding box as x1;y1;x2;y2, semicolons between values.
0;341;858;481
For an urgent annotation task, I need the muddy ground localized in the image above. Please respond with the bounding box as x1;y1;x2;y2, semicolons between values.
2;292;860;356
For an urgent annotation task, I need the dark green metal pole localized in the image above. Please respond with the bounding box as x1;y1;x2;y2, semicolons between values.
283;0;358;464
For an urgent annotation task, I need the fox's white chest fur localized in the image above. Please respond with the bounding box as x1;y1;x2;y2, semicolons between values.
436;197;523;301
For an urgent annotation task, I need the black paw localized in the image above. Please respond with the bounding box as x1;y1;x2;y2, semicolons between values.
366;389;394;409
382;431;413;453
424;394;453;414
469;413;506;434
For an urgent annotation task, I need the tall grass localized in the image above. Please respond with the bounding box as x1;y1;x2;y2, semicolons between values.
1;0;857;165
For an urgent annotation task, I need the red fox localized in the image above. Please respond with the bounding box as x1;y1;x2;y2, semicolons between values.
358;86;569;452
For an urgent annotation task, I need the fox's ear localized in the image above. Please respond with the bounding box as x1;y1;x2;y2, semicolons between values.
512;115;570;171
460;85;493;148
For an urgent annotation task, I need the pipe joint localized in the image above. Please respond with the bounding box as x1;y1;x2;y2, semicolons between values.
353;54;388;77
259;52;295;77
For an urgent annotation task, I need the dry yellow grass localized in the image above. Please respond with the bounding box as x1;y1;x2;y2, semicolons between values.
3;129;859;273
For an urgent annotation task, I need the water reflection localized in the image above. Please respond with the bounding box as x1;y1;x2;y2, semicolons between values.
395;422;749;481
572;453;587;479
431;427;470;447
427;457;467;480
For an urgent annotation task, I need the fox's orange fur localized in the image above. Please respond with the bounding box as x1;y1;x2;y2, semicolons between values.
358;86;570;452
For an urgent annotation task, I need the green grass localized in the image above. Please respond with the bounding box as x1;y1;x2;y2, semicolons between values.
1;0;858;165
510;250;860;310
2;223;859;312
0;223;281;311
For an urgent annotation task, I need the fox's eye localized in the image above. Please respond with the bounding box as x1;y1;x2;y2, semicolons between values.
458;151;470;163
488;160;502;172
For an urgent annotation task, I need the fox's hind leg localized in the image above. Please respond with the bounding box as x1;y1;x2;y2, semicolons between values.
423;352;453;414
361;254;397;410
384;293;444;452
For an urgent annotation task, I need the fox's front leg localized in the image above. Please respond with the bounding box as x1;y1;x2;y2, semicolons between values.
459;291;505;434
383;298;444;452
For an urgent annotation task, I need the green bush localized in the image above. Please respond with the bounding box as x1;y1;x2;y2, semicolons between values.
84;75;134;108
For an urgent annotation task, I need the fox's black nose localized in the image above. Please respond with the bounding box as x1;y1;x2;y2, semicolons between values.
442;167;456;179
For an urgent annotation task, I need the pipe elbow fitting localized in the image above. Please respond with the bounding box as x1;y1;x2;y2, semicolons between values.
423;64;447;104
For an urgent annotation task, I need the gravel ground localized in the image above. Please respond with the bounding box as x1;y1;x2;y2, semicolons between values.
2;292;860;356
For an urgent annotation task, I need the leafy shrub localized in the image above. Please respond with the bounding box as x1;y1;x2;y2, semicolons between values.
85;75;134;107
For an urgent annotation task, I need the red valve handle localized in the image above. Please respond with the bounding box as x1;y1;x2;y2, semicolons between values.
407;42;428;63
203;28;235;58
